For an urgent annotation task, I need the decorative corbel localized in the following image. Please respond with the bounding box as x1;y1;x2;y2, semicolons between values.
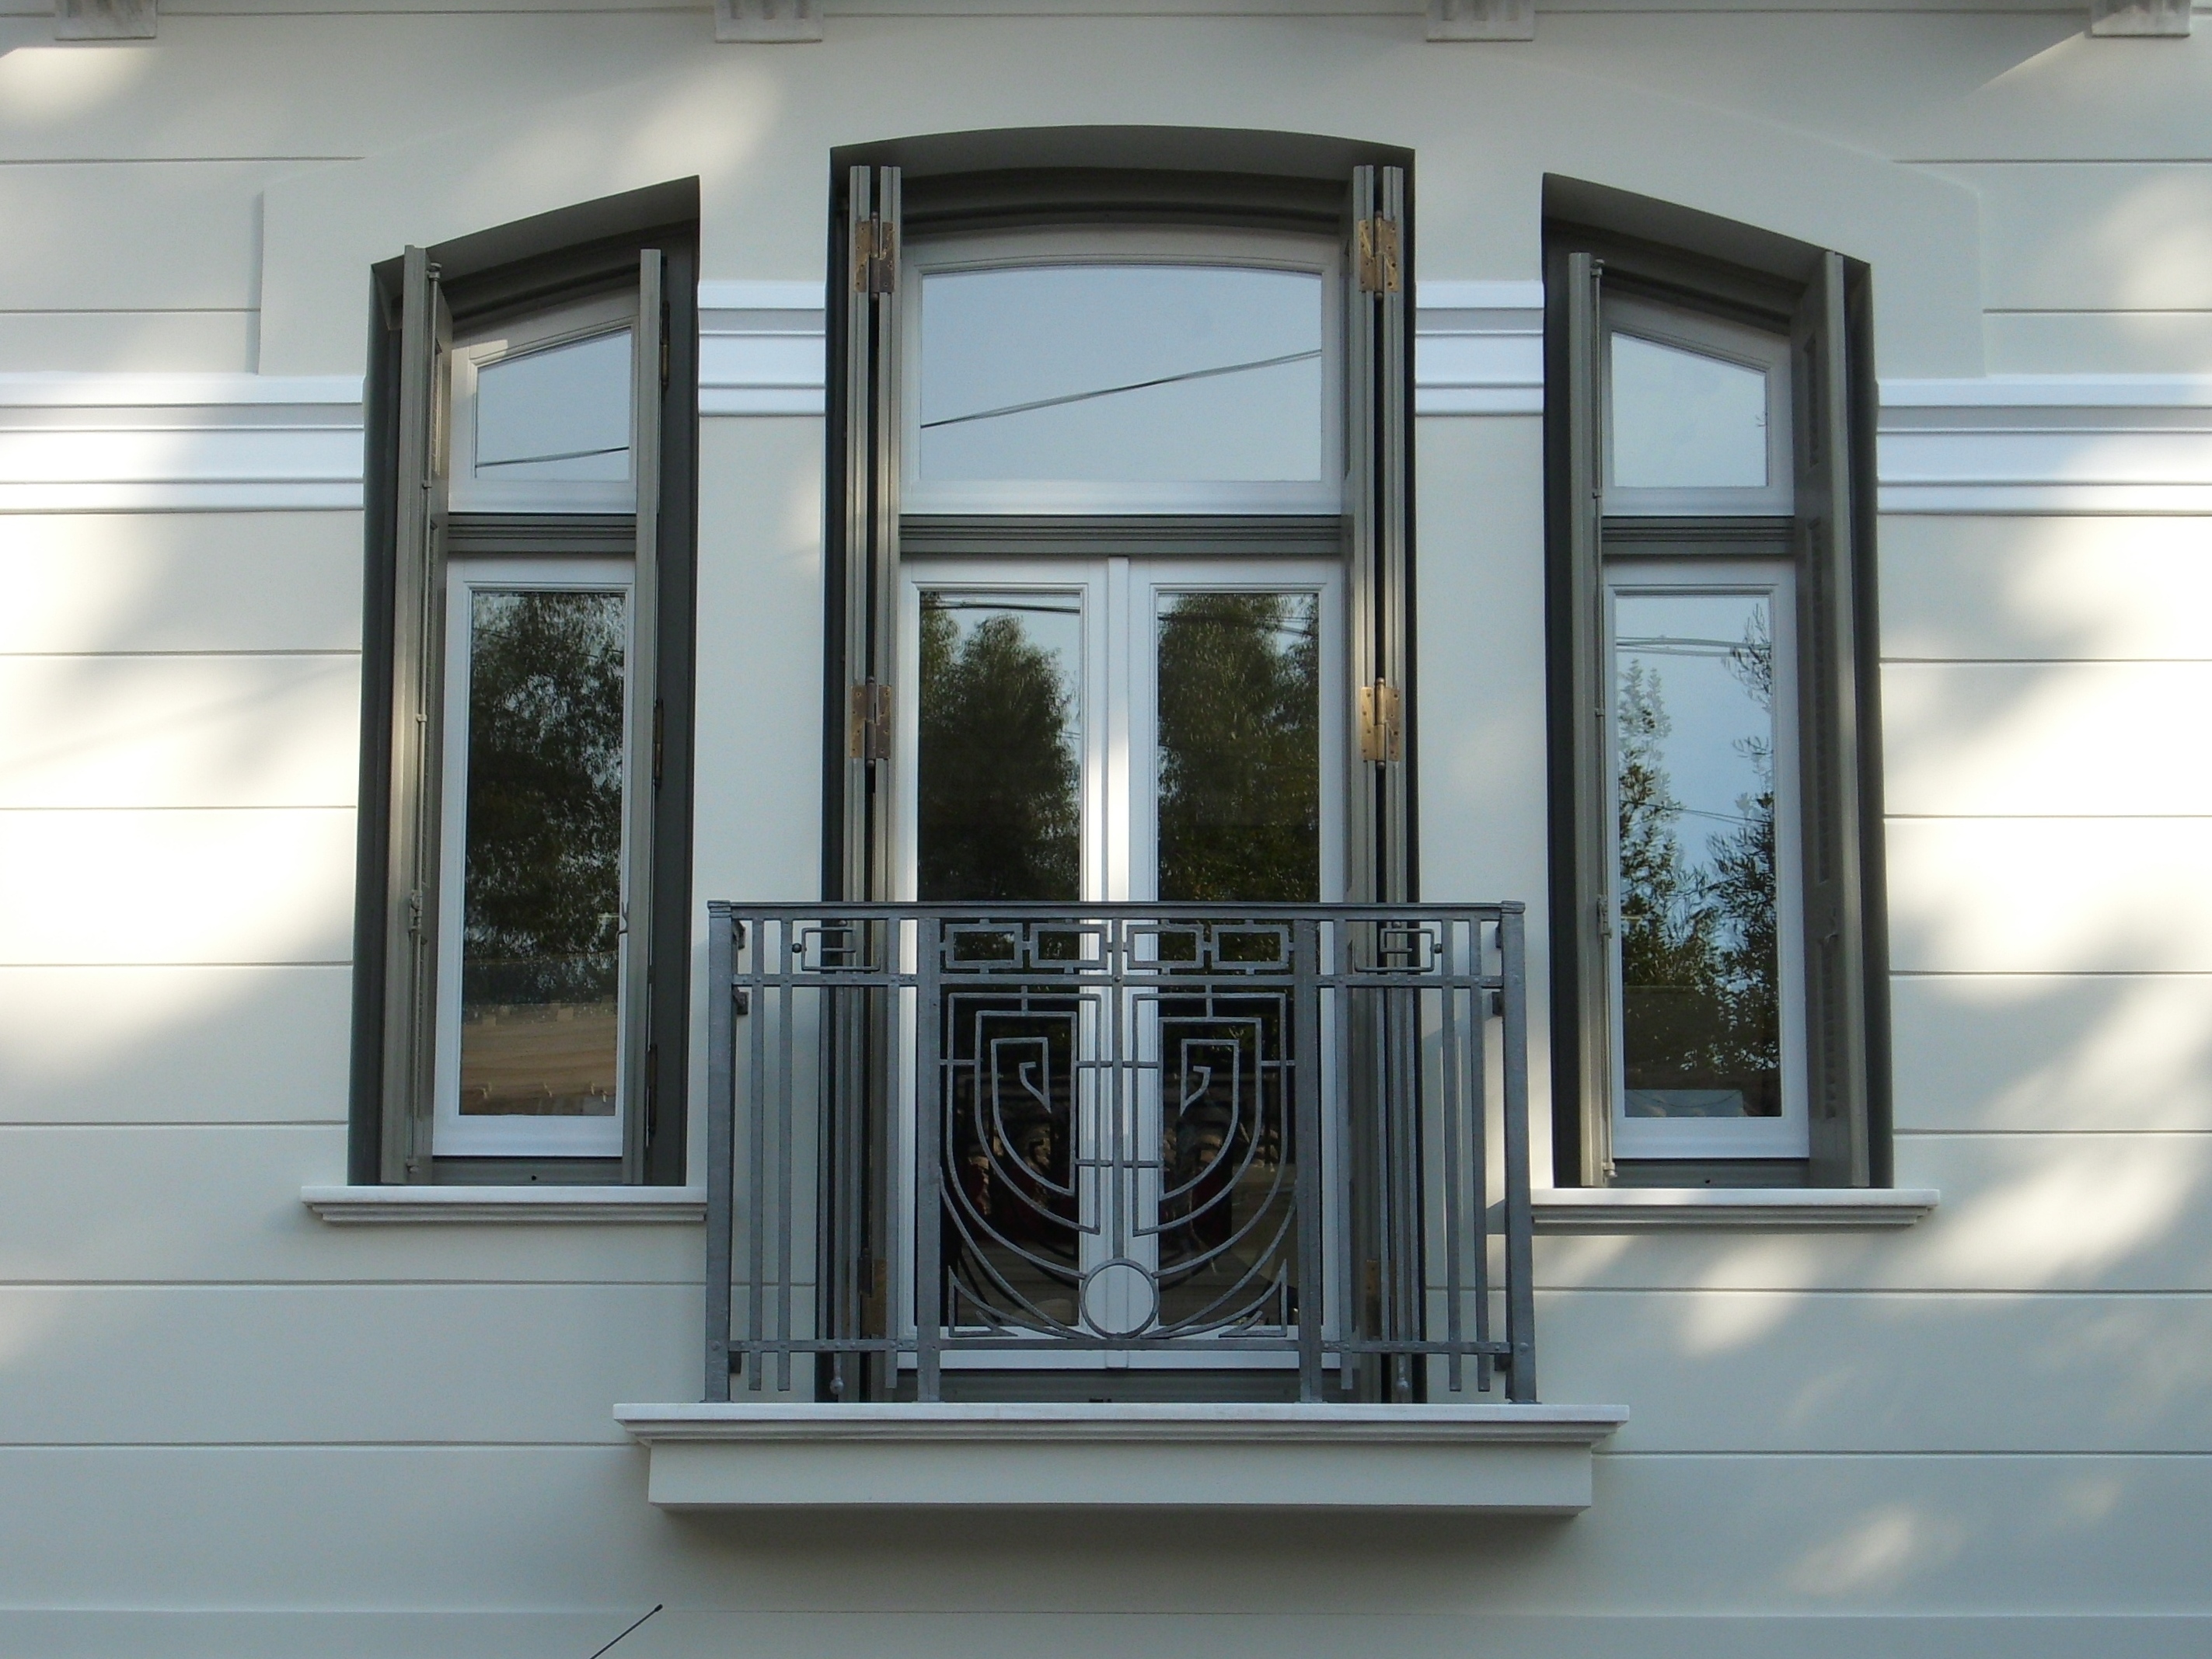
715;0;822;42
1428;0;1534;41
2088;0;2190;33
55;0;155;40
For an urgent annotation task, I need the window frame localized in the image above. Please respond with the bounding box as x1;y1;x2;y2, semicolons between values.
351;184;700;1188
1601;295;1795;519
448;291;639;516
431;553;640;1162
1543;183;1890;1193
898;225;1347;518
1602;555;1809;1163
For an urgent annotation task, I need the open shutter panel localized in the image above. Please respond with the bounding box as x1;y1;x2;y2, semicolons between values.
378;246;450;1183
1794;249;1874;1188
1561;250;1614;1185
1346;163;1412;904
838;164;902;903
621;249;665;1182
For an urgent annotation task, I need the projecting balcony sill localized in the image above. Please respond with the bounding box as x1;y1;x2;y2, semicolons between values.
612;1402;1630;1514
1533;1187;1940;1232
302;1185;706;1224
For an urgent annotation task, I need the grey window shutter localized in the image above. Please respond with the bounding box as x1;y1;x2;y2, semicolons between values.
621;249;665;1183
1346;162;1412;904
379;246;450;1183
1794;250;1875;1187
838;164;902;903
1559;249;1614;1186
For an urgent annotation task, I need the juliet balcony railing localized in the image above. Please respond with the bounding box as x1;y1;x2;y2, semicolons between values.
703;901;1536;1406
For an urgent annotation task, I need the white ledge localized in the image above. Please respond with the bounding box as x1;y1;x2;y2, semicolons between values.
612;1401;1628;1513
1533;1187;1939;1233
301;1184;705;1224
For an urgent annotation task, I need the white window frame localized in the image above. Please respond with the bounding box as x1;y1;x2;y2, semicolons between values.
900;226;1346;518
432;555;638;1160
1603;557;1808;1162
891;552;1345;1368
448;291;637;515
1601;295;1795;519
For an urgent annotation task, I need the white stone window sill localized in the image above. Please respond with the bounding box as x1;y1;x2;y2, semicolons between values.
1533;1187;1939;1232
301;1185;706;1224
612;1401;1629;1513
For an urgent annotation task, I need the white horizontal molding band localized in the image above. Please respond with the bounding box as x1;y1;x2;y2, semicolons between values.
11;340;2212;512
614;1400;1630;1513
302;1183;707;1223
1533;1187;1941;1232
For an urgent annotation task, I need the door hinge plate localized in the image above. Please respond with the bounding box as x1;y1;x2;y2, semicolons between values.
1358;680;1404;764
849;678;892;762
853;215;897;297
1356;215;1402;295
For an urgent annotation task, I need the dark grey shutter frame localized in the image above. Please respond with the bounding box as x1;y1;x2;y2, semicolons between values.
621;249;665;1183
1794;250;1874;1188
378;247;450;1184
1346;162;1412;904
1561;250;1614;1186
839;164;902;903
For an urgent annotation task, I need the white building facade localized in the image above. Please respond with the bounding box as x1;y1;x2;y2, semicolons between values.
2;1;2210;1653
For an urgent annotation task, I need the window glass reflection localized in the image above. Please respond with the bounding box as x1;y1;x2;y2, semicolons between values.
919;265;1324;485
1157;591;1320;903
1610;331;1769;490
458;588;627;1117
1614;588;1780;1120
917;592;1083;901
474;329;633;484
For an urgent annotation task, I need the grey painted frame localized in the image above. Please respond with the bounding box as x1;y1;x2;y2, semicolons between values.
351;182;702;1187
1541;179;1891;1191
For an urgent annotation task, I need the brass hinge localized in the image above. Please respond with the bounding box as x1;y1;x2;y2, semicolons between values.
1358;679;1403;763
849;678;892;762
852;215;898;297
406;889;424;936
1356;214;1402;295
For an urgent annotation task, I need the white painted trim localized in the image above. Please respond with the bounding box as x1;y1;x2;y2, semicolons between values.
301;1184;706;1223
613;1401;1630;1512
1532;1186;1939;1232
18;341;2212;515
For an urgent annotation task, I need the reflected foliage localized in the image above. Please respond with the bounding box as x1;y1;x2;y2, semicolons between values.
462;590;626;1009
1617;610;1780;1116
1157;592;1320;903
918;599;1081;901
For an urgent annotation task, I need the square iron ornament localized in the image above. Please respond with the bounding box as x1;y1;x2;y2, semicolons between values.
54;0;155;39
2088;0;2191;32
1429;0;1535;41
715;0;822;41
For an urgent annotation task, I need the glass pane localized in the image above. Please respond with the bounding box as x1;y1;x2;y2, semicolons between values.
1156;591;1320;903
1610;331;1769;490
1614;589;1781;1120
919;265;1324;485
917;591;1083;901
458;589;627;1117
473;329;633;484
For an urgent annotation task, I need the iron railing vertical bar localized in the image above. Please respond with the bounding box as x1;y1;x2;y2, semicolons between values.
1293;915;1325;1402
704;902;736;1402
1436;917;1466;1396
1499;906;1537;1403
914;914;944;1402
1468;918;1494;1394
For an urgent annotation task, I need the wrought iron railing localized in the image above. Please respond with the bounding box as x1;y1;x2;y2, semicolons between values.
703;902;1535;1405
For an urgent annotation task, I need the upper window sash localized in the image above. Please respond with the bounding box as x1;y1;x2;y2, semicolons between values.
449;291;638;515
1601;296;1793;519
900;226;1345;517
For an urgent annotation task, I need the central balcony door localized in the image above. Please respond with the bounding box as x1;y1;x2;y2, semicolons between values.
896;556;1342;1365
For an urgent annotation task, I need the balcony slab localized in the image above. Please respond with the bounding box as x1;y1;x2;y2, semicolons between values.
612;1401;1629;1514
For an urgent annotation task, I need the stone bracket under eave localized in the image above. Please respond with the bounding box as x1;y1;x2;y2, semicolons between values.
613;1402;1630;1514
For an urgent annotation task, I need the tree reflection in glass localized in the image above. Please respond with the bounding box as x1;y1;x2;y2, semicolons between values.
1156;591;1320;903
916;593;1083;901
1614;590;1780;1119
458;588;628;1117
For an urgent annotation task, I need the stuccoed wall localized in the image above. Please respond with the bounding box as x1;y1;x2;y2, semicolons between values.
1;5;2208;1654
